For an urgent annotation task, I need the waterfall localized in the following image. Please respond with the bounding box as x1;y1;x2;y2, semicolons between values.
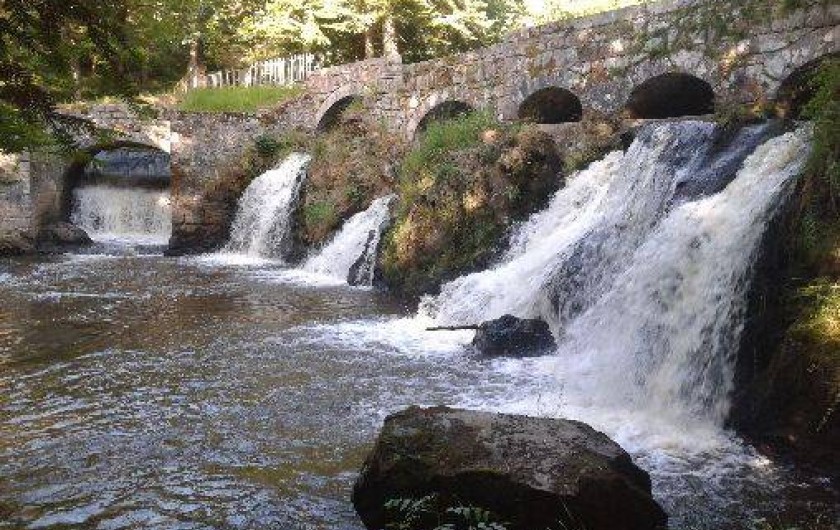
422;121;782;331
303;195;396;286
422;124;810;428
225;153;311;259
557;127;810;426
70;185;172;243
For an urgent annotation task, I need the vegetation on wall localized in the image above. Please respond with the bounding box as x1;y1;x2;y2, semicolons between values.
734;58;839;476
380;112;562;297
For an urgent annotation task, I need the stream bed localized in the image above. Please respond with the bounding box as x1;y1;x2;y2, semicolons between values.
1;249;837;530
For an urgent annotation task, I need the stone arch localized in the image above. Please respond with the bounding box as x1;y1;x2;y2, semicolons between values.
775;53;838;119
624;73;716;119
518;87;583;124
314;86;364;131
409;98;476;140
59;141;171;224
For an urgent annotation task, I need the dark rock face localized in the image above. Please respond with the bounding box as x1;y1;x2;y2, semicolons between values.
731;183;840;480
472;314;556;357
0;231;35;256
38;222;92;247
353;406;667;530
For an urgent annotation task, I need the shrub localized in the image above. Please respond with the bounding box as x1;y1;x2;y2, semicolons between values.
380;113;562;296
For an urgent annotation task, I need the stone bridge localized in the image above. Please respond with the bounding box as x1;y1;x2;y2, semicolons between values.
1;0;837;252
305;0;838;139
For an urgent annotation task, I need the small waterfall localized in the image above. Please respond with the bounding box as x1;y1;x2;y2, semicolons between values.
303;195;396;285
423;122;783;331
70;185;172;242
225;153;311;259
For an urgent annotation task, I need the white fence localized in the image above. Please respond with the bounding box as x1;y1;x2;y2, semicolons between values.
202;54;319;89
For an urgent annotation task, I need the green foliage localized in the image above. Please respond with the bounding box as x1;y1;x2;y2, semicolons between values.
177;86;304;113
0;0;141;151
383;495;510;530
802;59;839;215
382;114;560;296
402;111;500;185
787;59;840;272
303;200;338;228
255;135;283;159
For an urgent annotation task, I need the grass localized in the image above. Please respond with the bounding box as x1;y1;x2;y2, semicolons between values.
177;85;304;113
381;112;562;296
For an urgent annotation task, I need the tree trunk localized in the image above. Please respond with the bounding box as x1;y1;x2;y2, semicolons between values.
364;26;376;59
382;14;401;62
70;56;82;100
186;37;207;89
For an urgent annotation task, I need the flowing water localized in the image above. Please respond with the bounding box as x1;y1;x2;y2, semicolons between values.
71;185;172;245
1;124;838;530
303;195;396;286
224;154;311;259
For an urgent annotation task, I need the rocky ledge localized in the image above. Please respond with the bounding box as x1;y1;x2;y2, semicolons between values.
353;406;667;530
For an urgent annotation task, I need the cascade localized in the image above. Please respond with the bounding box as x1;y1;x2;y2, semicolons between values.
555;127;810;426
70;184;172;242
422;121;783;332
225;153;311;259
422;124;810;429
303;195;396;285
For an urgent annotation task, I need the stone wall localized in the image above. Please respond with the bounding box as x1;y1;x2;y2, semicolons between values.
307;0;839;139
0;153;32;237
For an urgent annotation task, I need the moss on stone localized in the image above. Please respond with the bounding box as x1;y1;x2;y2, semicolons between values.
380;114;563;297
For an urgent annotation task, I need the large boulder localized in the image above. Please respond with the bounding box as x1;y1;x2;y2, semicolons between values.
353;406;667;530
38;222;93;247
472;314;556;357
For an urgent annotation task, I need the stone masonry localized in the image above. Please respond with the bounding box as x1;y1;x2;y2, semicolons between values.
1;0;837;253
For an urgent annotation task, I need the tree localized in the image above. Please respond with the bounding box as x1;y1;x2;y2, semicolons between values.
237;0;525;65
0;0;139;152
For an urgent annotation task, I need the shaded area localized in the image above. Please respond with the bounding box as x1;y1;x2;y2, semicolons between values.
775;54;838;119
415;101;474;137
518;87;583;124
316;95;363;132
625;73;715;119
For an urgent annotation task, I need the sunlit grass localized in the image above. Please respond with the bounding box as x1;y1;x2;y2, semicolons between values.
177;85;304;113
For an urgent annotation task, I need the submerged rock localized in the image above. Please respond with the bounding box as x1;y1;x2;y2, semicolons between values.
353;406;667;530
472;314;555;357
38;222;92;247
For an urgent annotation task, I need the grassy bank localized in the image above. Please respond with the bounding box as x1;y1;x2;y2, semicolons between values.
380;112;562;296
177;86;304;113
735;59;839;475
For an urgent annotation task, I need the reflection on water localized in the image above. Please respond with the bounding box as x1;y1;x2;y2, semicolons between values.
0;252;837;530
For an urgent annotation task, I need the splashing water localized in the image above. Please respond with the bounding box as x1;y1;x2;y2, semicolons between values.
303;195;396;285
423;122;785;333
224;153;311;259
556;127;810;427
71;185;172;244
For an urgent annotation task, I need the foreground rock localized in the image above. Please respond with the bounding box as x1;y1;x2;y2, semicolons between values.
38;222;93;248
472;314;556;357
0;231;35;256
353;406;667;530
